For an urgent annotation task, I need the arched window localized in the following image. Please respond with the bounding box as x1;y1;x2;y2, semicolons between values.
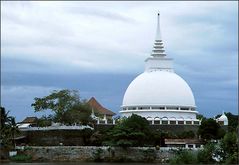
178;117;184;125
169;117;176;124
154;117;160;125
147;117;153;120
186;117;192;125
161;117;168;125
161;117;168;120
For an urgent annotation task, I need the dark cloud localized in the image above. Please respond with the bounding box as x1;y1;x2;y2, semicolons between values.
1;71;136;121
2;69;237;122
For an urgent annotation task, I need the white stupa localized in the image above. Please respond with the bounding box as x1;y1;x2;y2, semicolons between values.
120;13;200;125
216;111;228;126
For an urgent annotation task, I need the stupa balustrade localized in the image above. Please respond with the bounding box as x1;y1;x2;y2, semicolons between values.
122;105;196;111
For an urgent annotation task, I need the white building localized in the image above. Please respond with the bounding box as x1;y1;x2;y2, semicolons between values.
120;13;200;125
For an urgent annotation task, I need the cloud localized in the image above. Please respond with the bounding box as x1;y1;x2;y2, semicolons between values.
1;85;60;121
2;1;237;75
1;72;136;122
1;1;238;120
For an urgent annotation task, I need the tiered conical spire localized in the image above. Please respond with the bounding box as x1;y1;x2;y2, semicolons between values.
145;12;173;72
151;12;166;57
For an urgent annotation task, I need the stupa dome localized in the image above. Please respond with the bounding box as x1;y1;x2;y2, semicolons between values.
216;112;228;125
122;71;195;107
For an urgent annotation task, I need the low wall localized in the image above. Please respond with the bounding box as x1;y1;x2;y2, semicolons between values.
17;125;199;146
22;146;176;162
23;130;92;146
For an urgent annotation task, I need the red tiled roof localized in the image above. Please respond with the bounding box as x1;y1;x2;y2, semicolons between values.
21;117;38;124
87;97;116;116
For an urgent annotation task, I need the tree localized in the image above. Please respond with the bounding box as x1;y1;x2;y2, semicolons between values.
62;104;92;125
225;112;238;132
220;132;239;164
197;142;217;164
104;114;151;148
198;118;223;140
170;149;197;164
31;89;91;124
1;107;13;129
37;115;53;127
0;107;19;149
196;113;206;121
177;130;195;139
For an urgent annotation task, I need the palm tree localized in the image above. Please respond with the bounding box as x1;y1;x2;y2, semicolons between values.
0;107;12;129
0;107;19;149
9;117;19;148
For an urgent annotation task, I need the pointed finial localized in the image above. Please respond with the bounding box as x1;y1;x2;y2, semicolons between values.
151;12;167;57
156;11;162;40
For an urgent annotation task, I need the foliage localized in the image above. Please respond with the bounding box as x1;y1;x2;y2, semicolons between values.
196;114;206;121
90;131;104;146
62;104;92;125
31;89;80;122
10;154;32;162
198;118;223;140
0;107;20;149
1;107;12;129
143;148;156;162
177;130;195;139
170;131;238;164
81;128;94;145
224;152;239;164
104;114;150;148
197;142;217;164
220;131;239;164
169;149;197;164
150;131;163;146
37;115;53;127
225;112;238;132
169;135;238;165
197;132;238;164
31;89;92;124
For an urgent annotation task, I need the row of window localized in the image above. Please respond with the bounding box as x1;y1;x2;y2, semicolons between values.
122;106;195;111
149;120;200;125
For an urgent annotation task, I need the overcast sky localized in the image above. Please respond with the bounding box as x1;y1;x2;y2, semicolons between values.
1;1;238;122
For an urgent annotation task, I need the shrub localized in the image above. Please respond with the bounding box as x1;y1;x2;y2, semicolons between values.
225;152;239;164
10;154;32;162
143;148;156;162
169;149;197;164
197;142;216;164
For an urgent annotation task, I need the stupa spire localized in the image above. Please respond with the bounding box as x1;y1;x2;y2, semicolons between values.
145;12;173;72
151;12;166;57
156;12;162;41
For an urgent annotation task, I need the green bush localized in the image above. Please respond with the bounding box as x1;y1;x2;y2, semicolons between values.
225;152;239;164
10;154;32;162
169;149;197;164
197;142;216;164
143;148;156;162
